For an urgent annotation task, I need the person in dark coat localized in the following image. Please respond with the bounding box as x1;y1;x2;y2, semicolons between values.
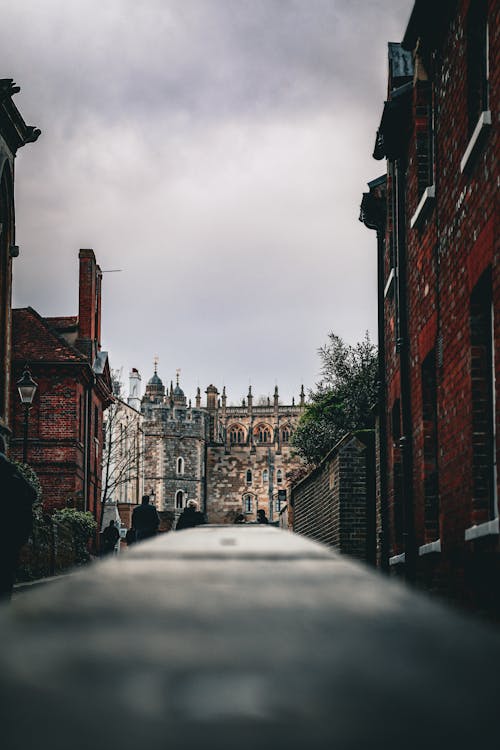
0;435;37;600
175;500;206;531
257;509;269;524
132;495;160;541
101;520;120;555
234;514;246;524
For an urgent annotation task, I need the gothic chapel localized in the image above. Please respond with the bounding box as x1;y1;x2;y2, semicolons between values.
137;364;305;523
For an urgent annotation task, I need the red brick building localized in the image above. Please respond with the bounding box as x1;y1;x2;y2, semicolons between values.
10;249;112;521
0;79;40;444
361;0;499;614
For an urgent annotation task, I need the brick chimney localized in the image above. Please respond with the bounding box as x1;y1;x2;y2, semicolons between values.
76;249;102;361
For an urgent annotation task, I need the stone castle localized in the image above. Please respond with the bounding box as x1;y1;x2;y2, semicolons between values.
131;364;305;523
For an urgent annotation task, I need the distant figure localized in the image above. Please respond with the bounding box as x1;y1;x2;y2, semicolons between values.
0;435;37;600
132;495;160;541
257;509;269;524
125;527;137;546
175;500;206;530
234;514;246;524
101;520;120;555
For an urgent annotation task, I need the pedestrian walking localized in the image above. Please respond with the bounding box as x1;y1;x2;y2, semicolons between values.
256;509;269;524
175;499;206;530
101;520;120;556
132;495;160;541
0;435;37;600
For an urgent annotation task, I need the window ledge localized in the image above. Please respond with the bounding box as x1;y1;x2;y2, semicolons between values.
465;518;499;541
384;267;396;299
419;539;441;556
410;185;435;229
389;552;406;566
460;110;492;173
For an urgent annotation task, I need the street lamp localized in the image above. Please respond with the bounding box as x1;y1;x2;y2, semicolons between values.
17;365;38;463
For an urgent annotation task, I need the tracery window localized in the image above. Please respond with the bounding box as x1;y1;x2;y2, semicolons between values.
262;469;269;483
230;425;245;444
281;428;290;443
255;425;272;443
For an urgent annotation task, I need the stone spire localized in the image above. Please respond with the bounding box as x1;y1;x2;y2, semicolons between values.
274;385;279;409
247;385;253;410
196;387;201;408
300;384;305;407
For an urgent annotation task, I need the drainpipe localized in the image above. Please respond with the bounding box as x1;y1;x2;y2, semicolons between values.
83;378;91;513
360;180;389;571
377;224;390;573
395;158;417;584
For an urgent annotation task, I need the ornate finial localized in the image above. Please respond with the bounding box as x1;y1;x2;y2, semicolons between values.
274;385;279;395
176;368;181;386
153;355;159;374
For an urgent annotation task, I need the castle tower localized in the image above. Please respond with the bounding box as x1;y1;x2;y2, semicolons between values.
128;368;142;411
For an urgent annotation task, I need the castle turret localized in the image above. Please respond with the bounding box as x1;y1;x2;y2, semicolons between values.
128;368;142;411
144;361;165;404
173;372;187;407
206;384;219;411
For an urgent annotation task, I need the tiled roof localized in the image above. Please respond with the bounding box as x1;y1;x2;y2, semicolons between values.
45;316;78;331
12;308;87;363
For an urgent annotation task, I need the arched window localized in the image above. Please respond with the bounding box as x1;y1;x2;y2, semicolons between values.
282;428;290;443
230;425;245;444
276;469;283;484
262;469;269;483
243;494;253;513
255;424;272;443
177;457;185;475
246;469;252;485
175;490;184;509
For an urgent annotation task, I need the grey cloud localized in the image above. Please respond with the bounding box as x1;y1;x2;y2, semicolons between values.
8;0;414;403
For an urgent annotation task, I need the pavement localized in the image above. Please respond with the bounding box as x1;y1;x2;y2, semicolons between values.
1;525;500;749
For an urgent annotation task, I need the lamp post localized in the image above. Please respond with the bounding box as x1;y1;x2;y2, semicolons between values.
17;366;38;463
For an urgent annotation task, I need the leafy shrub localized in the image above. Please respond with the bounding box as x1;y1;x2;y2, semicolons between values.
52;508;97;564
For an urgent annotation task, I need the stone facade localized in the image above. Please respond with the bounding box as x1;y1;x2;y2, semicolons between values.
140;373;305;524
102;370;145;531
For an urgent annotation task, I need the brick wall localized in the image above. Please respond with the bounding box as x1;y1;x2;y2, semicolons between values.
365;0;500;616
291;433;374;562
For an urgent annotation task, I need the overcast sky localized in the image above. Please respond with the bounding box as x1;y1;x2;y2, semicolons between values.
5;0;413;406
